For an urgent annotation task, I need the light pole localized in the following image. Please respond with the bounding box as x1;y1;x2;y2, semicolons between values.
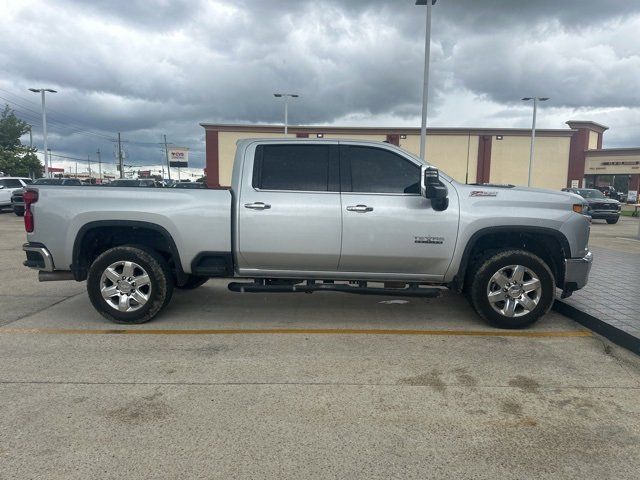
28;88;57;178
274;93;299;135
416;0;436;161
522;96;549;187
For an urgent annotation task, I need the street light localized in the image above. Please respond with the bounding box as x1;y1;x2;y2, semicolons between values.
522;96;550;187
273;93;299;135
415;0;436;161
28;88;57;178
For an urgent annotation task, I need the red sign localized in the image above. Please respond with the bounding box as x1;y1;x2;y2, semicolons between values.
49;167;65;173
138;170;151;178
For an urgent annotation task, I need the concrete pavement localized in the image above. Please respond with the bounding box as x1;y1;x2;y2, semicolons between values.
1;212;639;479
555;215;640;353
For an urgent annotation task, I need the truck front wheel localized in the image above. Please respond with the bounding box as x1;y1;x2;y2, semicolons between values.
87;246;174;324
469;249;555;329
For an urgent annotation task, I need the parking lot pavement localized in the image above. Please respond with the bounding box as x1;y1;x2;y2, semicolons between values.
555;216;640;351
1;213;640;479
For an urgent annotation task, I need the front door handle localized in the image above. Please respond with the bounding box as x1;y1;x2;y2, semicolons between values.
244;202;271;210
346;204;373;213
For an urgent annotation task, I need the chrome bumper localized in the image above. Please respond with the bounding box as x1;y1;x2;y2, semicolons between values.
562;250;593;297
22;243;54;272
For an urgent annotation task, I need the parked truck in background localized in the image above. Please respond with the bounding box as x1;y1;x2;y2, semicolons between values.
21;139;593;328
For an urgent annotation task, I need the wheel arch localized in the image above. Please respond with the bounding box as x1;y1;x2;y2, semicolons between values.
71;220;185;282
454;226;571;292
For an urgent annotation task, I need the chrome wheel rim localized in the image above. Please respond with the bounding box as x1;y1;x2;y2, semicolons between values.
486;265;542;318
100;261;152;312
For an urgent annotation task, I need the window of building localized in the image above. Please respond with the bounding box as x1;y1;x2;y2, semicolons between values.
253;145;332;191
344;146;420;194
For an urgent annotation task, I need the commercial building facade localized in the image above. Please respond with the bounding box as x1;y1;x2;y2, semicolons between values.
201;120;640;195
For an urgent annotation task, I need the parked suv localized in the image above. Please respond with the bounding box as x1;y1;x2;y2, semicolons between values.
11;178;81;216
562;188;621;224
0;177;32;212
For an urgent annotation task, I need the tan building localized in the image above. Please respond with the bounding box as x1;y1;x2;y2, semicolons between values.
200;121;640;195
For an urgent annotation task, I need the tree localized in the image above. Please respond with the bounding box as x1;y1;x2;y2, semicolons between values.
0;105;43;178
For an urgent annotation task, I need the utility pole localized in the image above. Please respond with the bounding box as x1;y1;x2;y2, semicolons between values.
29;88;57;178
117;132;124;179
28;126;33;148
416;1;436;161
273;93;299;135
163;134;172;180
96;149;102;182
75;160;78;178
87;155;92;182
522;97;550;187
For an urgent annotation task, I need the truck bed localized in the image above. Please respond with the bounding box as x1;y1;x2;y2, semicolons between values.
27;186;233;274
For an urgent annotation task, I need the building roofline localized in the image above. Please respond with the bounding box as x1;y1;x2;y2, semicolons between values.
585;147;640;157
199;123;576;137
566;120;609;133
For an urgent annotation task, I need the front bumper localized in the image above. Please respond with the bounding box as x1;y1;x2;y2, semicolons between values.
22;243;54;272
561;250;593;298
590;211;619;219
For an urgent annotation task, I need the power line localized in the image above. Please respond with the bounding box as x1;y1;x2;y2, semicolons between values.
0;88;117;138
0;94;115;141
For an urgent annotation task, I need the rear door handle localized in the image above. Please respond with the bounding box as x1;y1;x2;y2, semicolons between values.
346;204;373;213
244;202;271;210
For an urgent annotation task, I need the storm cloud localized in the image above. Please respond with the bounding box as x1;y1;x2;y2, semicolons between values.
1;0;639;173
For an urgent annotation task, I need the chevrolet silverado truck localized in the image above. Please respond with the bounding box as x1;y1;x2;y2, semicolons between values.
21;139;593;328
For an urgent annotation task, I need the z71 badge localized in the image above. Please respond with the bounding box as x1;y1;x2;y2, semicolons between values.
470;190;498;197
415;235;445;245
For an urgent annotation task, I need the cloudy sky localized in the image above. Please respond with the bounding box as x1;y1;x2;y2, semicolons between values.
1;0;639;175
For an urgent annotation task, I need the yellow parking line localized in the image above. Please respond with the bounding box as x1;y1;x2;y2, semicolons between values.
0;327;592;337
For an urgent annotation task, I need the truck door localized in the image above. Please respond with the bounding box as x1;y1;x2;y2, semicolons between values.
338;144;459;279
237;143;342;274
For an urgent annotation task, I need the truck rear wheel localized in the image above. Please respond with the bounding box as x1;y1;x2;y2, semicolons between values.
469;249;555;329
87;246;174;324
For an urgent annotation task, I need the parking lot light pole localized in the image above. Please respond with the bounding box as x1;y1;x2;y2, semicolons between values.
416;0;436;161
28;88;57;178
274;93;299;135
522;96;549;187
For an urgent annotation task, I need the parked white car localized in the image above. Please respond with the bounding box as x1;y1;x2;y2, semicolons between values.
0;177;32;210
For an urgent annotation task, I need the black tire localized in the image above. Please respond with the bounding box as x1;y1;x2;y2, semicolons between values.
176;275;209;290
469;249;555;329
606;217;619;224
87;246;174;324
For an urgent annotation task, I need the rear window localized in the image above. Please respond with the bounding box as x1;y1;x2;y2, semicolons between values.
253;145;333;191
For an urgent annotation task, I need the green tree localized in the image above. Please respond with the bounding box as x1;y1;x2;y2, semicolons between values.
0;105;43;178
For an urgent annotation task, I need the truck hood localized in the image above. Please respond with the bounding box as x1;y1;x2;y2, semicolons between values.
580;197;619;206
454;183;584;211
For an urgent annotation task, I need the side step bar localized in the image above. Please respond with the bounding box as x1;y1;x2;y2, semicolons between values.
228;281;443;297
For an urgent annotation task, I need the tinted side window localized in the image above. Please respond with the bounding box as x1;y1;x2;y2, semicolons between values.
0;179;23;188
254;145;331;191
345;147;420;194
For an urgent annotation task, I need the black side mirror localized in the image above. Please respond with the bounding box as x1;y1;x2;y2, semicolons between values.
421;166;449;211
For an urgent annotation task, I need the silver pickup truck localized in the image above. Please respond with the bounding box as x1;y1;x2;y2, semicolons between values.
22;139;592;328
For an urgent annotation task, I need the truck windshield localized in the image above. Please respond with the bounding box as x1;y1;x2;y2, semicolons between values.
574;189;605;199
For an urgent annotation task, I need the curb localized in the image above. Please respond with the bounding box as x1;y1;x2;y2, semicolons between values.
553;300;640;355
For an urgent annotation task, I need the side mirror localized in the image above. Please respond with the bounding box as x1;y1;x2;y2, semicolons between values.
421;165;449;211
421;165;447;199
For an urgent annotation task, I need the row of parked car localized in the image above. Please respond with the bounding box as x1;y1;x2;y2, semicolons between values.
0;176;205;216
